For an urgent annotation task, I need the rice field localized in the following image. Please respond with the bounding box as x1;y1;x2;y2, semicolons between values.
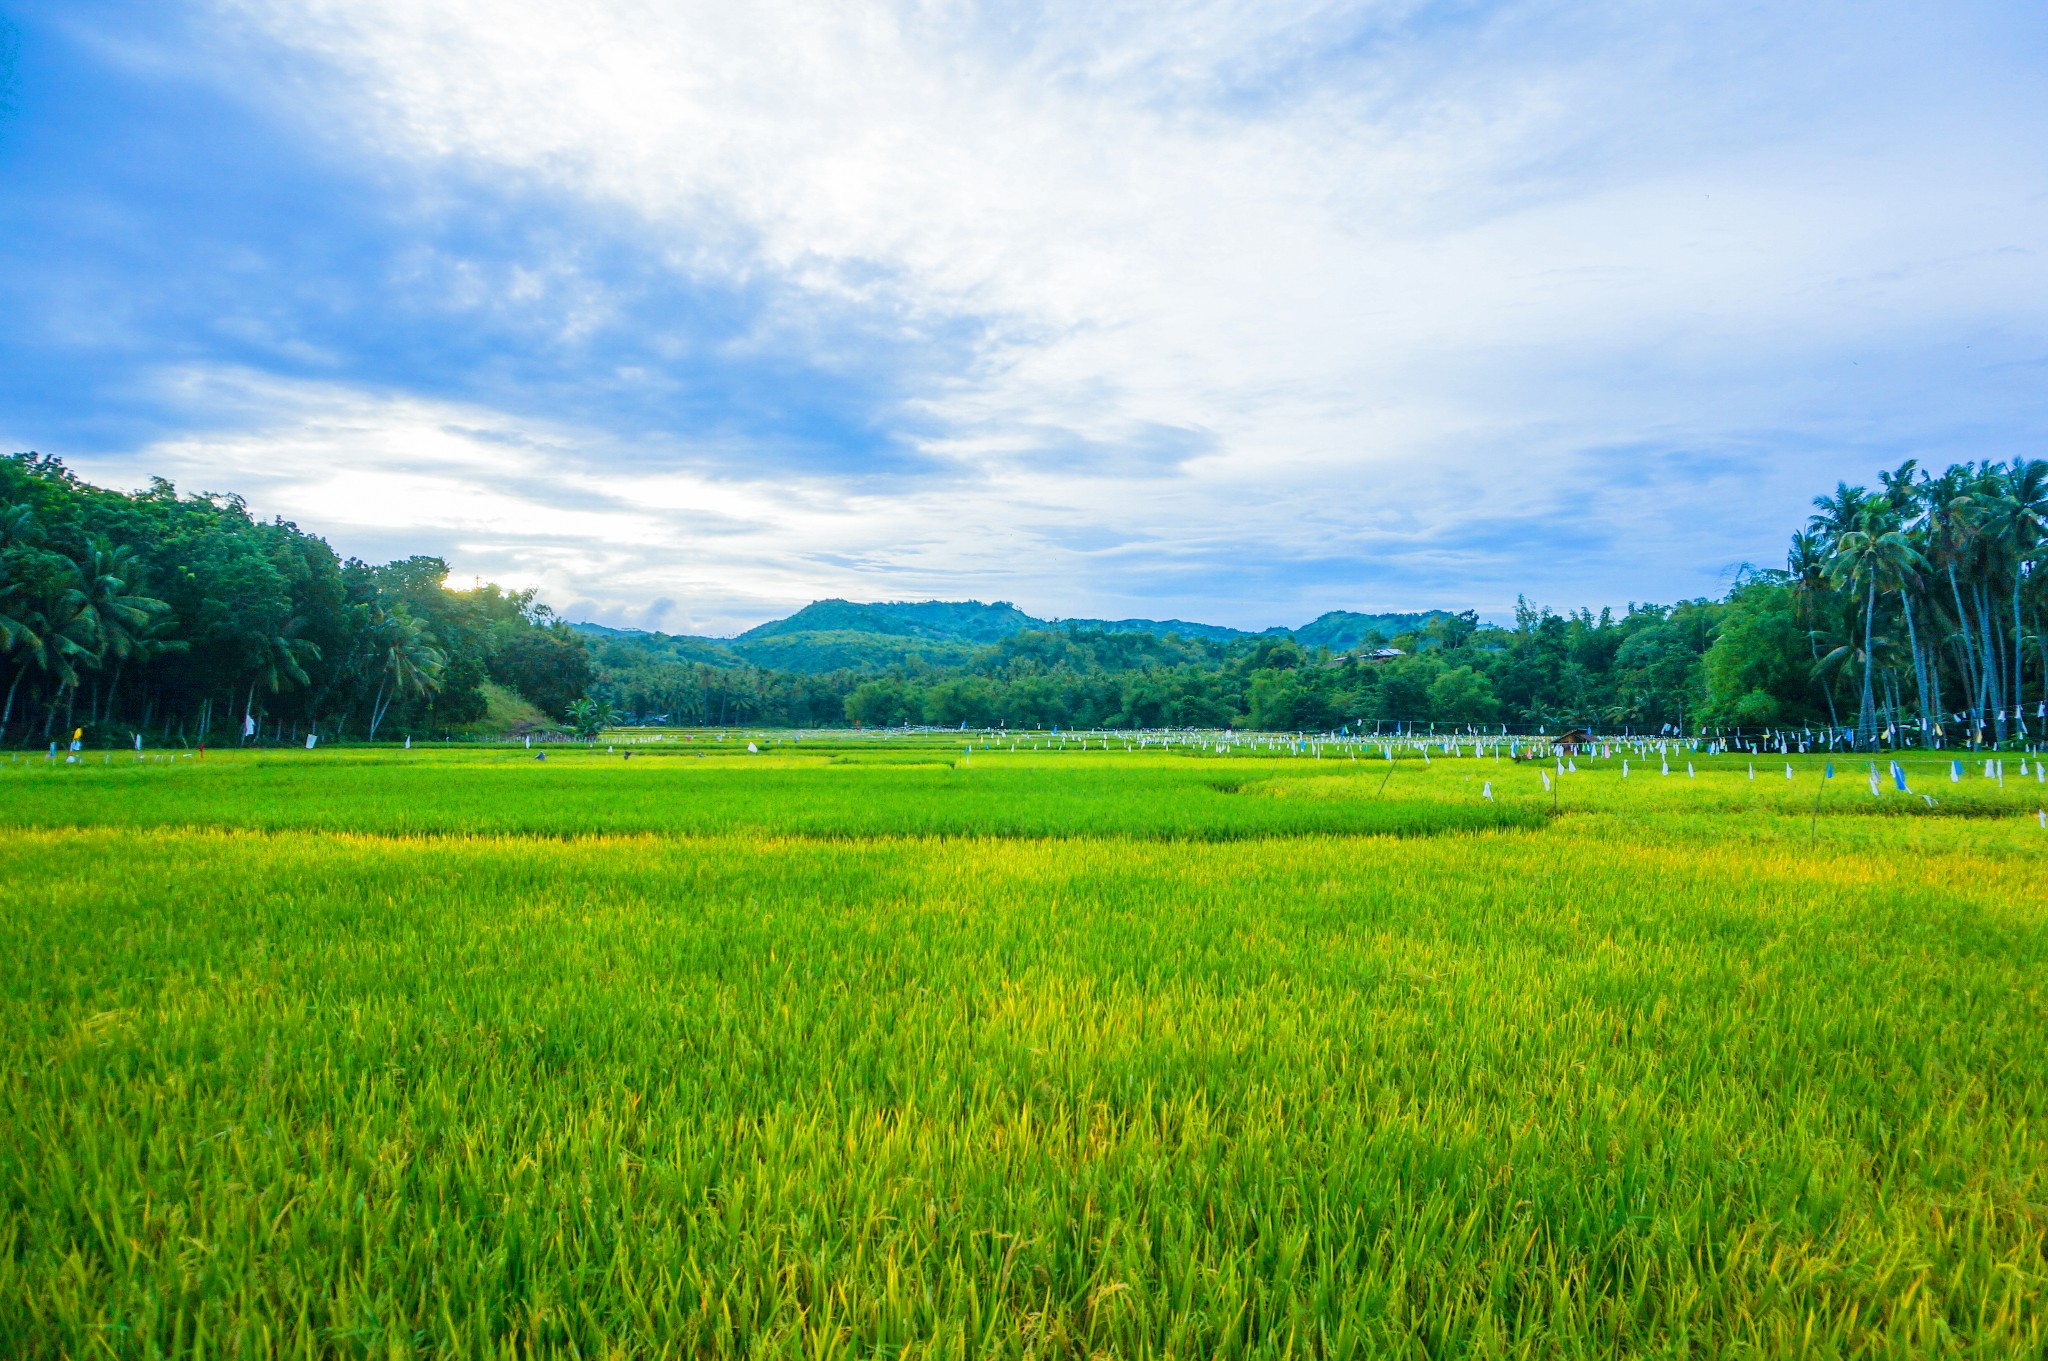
2;734;2045;1357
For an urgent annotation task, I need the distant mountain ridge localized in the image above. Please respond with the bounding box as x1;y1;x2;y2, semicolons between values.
573;599;1453;674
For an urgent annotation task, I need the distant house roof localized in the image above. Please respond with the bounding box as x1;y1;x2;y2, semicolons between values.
1320;645;1406;668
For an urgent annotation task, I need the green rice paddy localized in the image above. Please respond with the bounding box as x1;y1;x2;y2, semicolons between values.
2;735;2044;1356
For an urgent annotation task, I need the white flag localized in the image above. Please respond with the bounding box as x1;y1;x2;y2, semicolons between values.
243;712;256;738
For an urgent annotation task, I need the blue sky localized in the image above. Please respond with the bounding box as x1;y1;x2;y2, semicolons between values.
3;1;2046;635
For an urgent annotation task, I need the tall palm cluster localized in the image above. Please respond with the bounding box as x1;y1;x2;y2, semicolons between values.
0;506;184;741
1799;458;2048;748
2;454;597;746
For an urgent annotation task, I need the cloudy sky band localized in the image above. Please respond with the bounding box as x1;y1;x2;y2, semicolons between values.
2;1;2044;635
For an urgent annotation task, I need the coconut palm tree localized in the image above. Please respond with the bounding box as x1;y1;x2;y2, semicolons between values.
1982;458;2047;739
1785;530;1843;729
1809;482;1869;540
240;620;322;741
366;609;445;740
1921;465;1994;740
67;540;173;724
1827;502;1924;748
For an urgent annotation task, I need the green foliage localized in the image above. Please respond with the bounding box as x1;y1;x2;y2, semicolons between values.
736;597;1040;645
14;451;2045;745
1426;664;1500;723
0;454;593;742
732;629;982;673
1292;608;1452;651
490;621;597;720
1699;581;1813;727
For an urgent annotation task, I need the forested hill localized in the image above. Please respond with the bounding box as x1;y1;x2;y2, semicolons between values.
572;601;1454;673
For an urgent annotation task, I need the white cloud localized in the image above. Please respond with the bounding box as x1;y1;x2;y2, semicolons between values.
125;1;2048;623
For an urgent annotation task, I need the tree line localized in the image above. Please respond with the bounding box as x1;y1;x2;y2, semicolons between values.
585;457;2046;748
7;452;2042;748
1;453;594;746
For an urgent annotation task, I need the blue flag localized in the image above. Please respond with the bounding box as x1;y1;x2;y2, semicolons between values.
1824;762;1834;779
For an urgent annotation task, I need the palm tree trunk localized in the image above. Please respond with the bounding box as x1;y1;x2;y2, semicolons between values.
1983;584;2008;741
1859;579;1878;748
1949;565;1984;737
1901;596;1929;743
101;660;124;725
2014;568;2030;739
2036;610;2047;738
1927;630;1945;745
0;666;23;740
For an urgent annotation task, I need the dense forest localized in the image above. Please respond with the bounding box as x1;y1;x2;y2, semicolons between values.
588;456;2048;747
4;452;2044;748
0;453;594;746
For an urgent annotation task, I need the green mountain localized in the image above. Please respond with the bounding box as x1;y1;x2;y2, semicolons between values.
1058;616;1278;641
573;600;1454;674
572;621;743;668
1292;611;1452;652
736;599;1039;646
